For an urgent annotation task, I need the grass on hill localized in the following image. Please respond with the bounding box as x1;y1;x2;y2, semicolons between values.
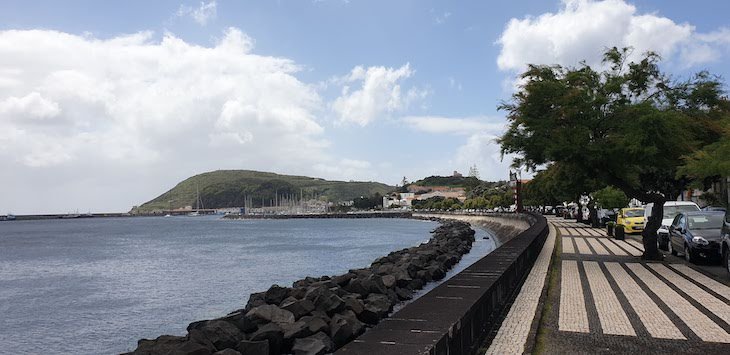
134;170;394;213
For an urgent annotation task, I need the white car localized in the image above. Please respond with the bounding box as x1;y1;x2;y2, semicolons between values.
645;201;700;249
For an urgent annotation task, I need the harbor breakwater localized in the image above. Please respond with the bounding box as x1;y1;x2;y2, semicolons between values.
127;219;477;355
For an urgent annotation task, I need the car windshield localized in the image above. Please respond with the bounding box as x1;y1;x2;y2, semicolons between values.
624;210;643;217
687;215;724;229
663;205;699;219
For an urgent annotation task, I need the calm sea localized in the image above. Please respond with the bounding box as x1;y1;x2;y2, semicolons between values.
0;216;494;354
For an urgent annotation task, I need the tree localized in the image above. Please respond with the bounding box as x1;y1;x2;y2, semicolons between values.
499;47;728;260
678;118;730;207
592;186;629;210
468;164;480;179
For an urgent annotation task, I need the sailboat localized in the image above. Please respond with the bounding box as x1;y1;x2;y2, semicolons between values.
188;183;204;217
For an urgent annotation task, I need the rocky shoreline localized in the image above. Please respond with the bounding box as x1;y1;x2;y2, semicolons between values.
126;219;475;355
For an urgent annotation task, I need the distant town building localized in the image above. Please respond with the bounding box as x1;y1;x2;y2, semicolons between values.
383;192;416;209
453;170;463;177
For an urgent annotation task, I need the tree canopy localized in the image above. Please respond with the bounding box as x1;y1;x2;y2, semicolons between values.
592;186;629;210
499;47;729;259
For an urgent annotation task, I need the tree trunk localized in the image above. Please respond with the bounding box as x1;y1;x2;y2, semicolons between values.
641;198;665;260
575;195;584;223
587;198;598;227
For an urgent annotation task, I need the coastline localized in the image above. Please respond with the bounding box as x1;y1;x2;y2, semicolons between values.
126;213;535;355
127;217;478;355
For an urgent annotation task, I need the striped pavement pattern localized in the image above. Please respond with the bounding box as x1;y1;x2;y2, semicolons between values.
558;225;644;256
559;260;730;343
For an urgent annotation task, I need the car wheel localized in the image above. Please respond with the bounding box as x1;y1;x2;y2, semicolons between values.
685;244;694;264
726;249;730;275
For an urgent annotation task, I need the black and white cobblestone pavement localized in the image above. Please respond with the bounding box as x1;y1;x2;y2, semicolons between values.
486;216;730;354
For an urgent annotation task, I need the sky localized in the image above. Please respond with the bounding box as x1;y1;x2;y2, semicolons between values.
1;0;729;214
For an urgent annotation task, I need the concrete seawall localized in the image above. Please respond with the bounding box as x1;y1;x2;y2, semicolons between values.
223;212;412;220
337;212;548;355
415;212;533;246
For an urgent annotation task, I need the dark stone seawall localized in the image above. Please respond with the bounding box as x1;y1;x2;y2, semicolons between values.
126;218;477;355
336;213;547;355
223;212;413;220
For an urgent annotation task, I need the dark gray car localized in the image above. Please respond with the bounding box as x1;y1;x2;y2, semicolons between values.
668;211;725;263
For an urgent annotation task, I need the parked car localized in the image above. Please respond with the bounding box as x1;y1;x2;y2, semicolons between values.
703;206;727;212
722;209;730;274
598;208;617;226
647;201;701;250
668;211;725;263
614;208;645;239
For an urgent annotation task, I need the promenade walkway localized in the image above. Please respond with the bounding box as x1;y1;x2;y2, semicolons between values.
486;216;730;354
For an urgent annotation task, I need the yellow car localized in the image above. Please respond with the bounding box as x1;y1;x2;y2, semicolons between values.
616;208;645;235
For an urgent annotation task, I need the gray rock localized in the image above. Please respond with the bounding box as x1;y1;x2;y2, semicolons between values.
236;339;269;355
342;278;370;297
280;297;315;320
132;335;212;355
250;323;283;355
332;273;354;286
264;285;289;305
343;296;364;315
313;291;345;315
394;287;413;301
299;315;329;335
187;320;243;351
244;292;266;312
329;311;364;347
212;349;241;355
245;304;295;325
381;274;396;288
282;320;312;340
292;338;330;355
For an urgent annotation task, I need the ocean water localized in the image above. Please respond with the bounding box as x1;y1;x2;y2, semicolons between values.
0;216;468;354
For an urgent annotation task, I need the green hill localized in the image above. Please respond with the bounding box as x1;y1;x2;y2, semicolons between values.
133;170;394;213
411;175;481;188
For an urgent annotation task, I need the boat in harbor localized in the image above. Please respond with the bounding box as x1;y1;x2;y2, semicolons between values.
5;213;16;221
188;183;204;217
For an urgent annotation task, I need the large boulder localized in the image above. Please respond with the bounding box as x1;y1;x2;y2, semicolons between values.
236;340;269;355
249;323;284;355
291;332;334;355
245;304;295;326
213;349;241;355
313;291;346;315
244;292;267;312
264;285;290;305
329;311;365;348
299;315;329;335
280;297;315;320
131;335;212;355
342;278;370;297
187;320;244;351
331;273;355;287
381;274;396;288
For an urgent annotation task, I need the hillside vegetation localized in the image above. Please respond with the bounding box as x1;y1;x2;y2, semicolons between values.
134;170;394;213
411;175;481;188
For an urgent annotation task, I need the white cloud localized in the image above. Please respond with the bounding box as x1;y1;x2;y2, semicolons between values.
435;11;452;25
496;0;729;72
453;132;515;182
0;92;61;121
331;63;419;126
402;116;505;135
177;1;217;26
0;28;340;213
313;159;376;182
